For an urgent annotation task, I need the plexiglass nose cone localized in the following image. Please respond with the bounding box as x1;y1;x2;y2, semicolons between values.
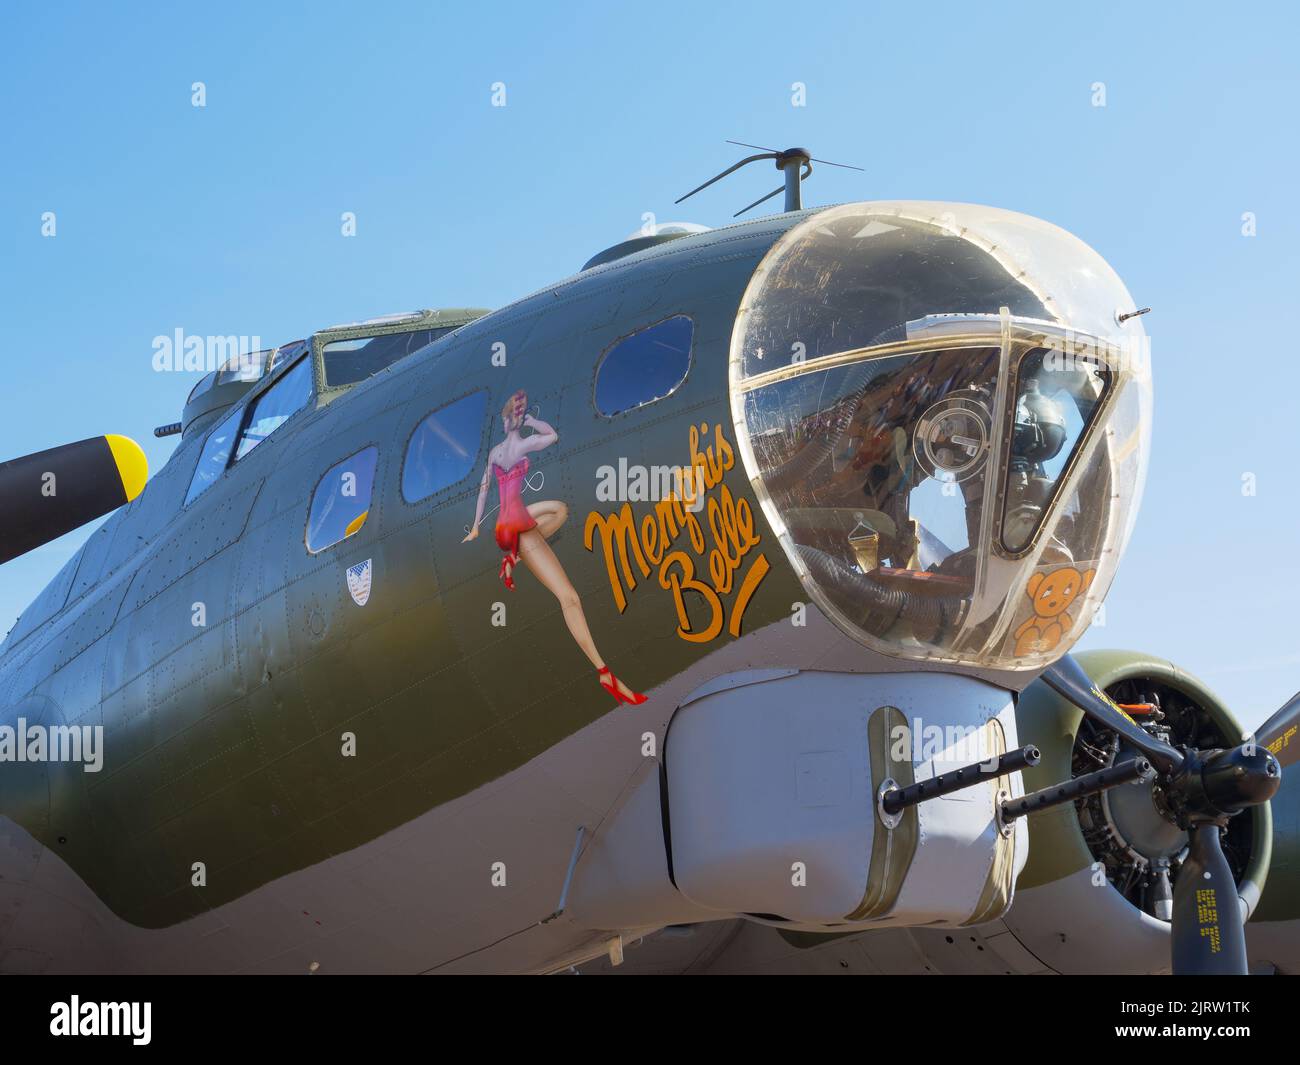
730;202;1152;670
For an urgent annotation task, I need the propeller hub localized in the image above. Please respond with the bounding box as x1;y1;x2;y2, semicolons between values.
1203;744;1282;811
1158;744;1281;827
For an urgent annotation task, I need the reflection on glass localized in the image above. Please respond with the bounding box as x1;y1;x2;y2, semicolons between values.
595;315;693;416
1002;348;1111;552
322;328;454;388
735;214;1049;382
234;356;313;461
746;347;1000;611
267;339;307;375
306;447;378;553
402;391;488;502
740;341;1119;661
730;202;1151;668
215;349;271;387
184;406;242;506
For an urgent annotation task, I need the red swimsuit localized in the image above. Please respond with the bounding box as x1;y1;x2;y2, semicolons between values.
493;457;538;556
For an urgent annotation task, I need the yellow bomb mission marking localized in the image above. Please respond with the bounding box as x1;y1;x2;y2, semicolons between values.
584;422;770;642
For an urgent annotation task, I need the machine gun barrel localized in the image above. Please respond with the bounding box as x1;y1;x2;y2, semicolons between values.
1000;757;1153;823
881;745;1041;816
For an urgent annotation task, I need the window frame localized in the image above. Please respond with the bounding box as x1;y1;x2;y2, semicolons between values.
399;388;491;506
231;353;314;464
182;404;245;508
267;338;308;376
316;325;457;394
994;345;1118;560
181;352;315;508
303;443;381;555
591;313;695;419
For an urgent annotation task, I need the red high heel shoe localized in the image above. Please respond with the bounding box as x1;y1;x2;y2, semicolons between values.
598;666;647;705
499;553;518;591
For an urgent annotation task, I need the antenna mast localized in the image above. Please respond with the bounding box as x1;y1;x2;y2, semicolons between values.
675;142;863;218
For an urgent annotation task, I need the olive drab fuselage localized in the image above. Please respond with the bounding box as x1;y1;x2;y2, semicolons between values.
0;212;815;926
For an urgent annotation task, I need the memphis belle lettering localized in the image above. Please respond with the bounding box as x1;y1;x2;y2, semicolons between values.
584;422;770;642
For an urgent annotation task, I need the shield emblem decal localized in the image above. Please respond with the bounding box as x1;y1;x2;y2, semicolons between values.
346;559;372;606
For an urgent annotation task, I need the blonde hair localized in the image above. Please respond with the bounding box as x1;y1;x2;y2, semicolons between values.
502;389;528;430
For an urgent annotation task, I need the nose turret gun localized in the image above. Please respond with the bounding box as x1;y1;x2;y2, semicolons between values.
878;744;1042;822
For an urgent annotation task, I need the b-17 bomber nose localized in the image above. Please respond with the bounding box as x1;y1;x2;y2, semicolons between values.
728;201;1152;673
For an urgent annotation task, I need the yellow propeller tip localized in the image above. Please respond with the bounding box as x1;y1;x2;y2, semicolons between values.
344;510;369;538
104;435;149;501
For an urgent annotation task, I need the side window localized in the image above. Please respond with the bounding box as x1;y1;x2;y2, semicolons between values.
184;406;242;505
306;447;378;553
593;314;693;417
267;338;308;376
214;349;271;387
402;390;488;503
322;327;455;388
234;356;313;461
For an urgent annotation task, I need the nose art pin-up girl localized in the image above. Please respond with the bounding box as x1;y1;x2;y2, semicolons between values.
462;390;645;706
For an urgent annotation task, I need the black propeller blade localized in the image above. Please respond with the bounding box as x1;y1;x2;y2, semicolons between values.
1042;653;1282;975
1164;744;1279;974
0;435;148;564
1041;654;1184;774
1171;824;1249;975
1255;691;1300;768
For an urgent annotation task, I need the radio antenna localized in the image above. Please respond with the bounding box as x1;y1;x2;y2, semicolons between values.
676;142;864;217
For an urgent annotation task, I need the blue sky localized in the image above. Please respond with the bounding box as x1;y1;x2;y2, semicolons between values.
2;1;1297;729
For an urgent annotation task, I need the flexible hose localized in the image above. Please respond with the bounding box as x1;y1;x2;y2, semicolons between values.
795;544;968;637
758;363;876;495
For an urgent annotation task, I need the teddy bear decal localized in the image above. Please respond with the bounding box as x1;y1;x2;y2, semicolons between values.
1012;565;1096;657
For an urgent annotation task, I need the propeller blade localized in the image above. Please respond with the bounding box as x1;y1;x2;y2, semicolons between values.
0;435;148;564
1256;691;1300;768
1171;823;1249;975
726;139;778;153
1041;654;1184;774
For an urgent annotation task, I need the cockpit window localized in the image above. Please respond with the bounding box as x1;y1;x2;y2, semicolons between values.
321;328;455;388
234;356;313;461
215;349;271;387
306;446;378;553
593;315;693;416
185;406;243;506
267;339;307;376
